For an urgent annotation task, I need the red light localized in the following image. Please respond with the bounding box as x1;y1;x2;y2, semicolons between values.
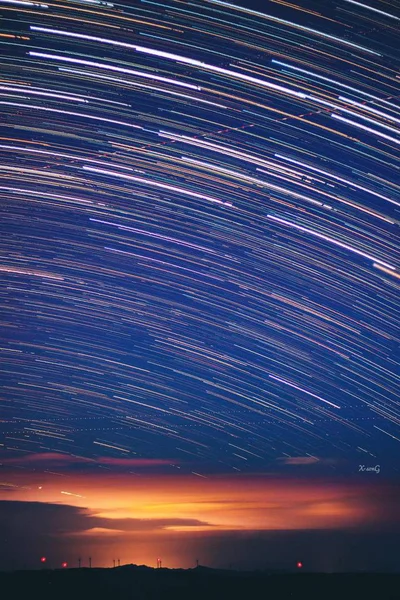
40;557;46;563
62;562;68;568
297;561;303;569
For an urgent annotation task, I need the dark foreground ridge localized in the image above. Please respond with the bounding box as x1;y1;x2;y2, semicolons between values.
2;565;399;600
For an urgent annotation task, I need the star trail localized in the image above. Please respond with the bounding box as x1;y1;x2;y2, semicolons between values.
0;0;399;486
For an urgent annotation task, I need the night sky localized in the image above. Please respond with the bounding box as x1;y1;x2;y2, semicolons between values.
0;0;399;573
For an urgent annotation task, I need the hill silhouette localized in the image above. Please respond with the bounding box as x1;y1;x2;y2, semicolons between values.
1;565;399;599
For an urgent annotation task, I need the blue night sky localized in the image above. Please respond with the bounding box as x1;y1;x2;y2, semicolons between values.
0;0;399;572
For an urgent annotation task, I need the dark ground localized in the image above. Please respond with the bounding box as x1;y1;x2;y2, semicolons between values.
1;565;399;599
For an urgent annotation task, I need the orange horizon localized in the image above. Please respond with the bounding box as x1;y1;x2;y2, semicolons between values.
1;469;398;570
0;470;390;531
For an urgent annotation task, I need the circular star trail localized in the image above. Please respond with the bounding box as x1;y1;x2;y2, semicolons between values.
0;0;399;476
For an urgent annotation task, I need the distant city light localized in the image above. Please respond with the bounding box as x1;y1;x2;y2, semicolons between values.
40;557;46;563
62;562;68;568
297;561;303;569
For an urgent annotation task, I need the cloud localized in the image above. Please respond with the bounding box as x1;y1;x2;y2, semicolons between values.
75;527;126;536
99;458;173;466
0;500;212;538
278;457;320;465
1;452;88;466
276;457;342;467
1;453;177;469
